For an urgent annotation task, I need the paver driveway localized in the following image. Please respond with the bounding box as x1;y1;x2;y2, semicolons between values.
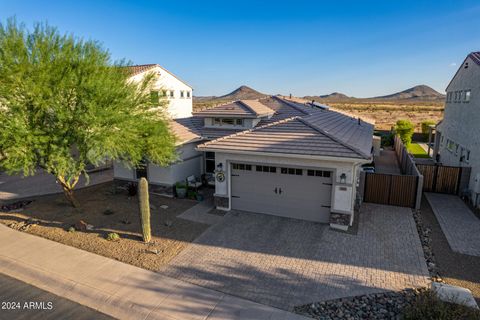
162;203;429;310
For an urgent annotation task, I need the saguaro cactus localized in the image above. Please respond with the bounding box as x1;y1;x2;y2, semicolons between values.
138;177;151;243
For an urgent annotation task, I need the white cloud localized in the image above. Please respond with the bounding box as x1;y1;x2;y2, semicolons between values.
449;62;457;67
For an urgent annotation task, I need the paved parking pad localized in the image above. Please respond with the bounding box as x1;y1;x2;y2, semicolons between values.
163;204;430;310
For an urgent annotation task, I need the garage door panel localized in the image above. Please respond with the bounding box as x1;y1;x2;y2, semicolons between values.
231;164;332;223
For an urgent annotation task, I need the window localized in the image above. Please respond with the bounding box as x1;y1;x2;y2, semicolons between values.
205;152;215;173
186;91;191;98
446;92;450;102
180;90;185;98
232;163;252;171
222;118;235;125
466;150;471;163
212;118;244;126
307;170;331;177
465;90;471;102
256;165;276;173
281;167;303;175
455;144;459;156
446;139;455;152
169;90;175;98
150;91;159;104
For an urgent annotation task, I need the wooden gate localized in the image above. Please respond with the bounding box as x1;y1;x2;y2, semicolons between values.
416;164;466;194
364;173;418;208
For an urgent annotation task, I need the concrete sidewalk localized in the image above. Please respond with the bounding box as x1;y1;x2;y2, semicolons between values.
0;224;306;320
425;193;480;257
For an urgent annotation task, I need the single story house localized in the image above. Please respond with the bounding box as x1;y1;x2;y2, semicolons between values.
114;95;374;230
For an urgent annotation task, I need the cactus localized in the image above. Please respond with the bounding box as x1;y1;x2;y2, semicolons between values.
138;177;152;243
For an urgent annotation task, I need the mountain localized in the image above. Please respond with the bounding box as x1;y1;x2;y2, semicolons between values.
371;85;445;101
194;85;268;102
304;92;351;101
303;85;444;103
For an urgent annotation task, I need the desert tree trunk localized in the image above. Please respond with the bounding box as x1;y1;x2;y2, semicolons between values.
57;175;81;208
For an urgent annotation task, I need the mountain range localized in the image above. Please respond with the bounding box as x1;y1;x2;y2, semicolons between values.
194;84;445;104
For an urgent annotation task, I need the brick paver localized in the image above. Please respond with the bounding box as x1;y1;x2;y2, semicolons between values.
162;204;430;310
425;193;480;257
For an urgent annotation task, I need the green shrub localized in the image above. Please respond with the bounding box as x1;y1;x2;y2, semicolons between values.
403;290;480;320
395;119;415;146
67;226;75;233
175;182;187;189
381;132;394;147
421;120;436;140
106;232;120;241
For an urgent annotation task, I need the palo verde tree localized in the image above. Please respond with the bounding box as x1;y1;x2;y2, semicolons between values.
0;19;177;208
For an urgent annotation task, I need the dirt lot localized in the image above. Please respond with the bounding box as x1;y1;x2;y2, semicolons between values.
328;102;444;131
0;182;210;271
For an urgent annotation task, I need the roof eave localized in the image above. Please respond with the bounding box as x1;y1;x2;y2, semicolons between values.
195;146;372;162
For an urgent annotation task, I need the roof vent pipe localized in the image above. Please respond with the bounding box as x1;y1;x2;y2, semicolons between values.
358;118;361;125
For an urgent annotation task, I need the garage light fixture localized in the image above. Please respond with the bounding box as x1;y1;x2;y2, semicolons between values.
340;173;347;184
217;163;223;171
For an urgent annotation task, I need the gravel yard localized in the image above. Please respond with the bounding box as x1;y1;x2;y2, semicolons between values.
0;182;210;271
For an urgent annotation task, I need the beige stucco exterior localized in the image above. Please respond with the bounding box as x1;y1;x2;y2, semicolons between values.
435;55;480;206
212;150;369;225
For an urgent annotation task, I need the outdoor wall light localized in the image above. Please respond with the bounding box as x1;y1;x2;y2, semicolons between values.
340;173;347;184
217;163;223;171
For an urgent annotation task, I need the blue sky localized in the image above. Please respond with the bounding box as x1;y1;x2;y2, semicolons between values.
1;0;479;97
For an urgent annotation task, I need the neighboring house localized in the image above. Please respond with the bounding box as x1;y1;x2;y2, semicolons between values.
114;95;374;230
434;51;480;207
126;64;193;119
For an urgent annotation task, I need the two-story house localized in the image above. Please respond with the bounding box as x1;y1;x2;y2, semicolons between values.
434;52;480;207
126;64;193;119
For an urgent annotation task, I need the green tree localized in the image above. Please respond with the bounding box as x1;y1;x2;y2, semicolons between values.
395;119;415;146
420;120;436;140
0;19;176;207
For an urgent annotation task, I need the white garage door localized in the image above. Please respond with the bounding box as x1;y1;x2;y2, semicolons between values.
231;163;332;223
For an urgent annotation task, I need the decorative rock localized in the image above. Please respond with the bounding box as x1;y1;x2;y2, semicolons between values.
160;205;169;209
164;220;173;227
74;220;88;231
294;288;428;320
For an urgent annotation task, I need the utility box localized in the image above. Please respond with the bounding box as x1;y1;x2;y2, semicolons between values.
372;136;381;157
474;173;480;194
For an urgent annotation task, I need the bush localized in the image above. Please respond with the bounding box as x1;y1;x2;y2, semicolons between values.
381;132;394;147
127;183;137;196
395;119;415;146
106;232;120;241
175;182;187;189
403;290;480;320
421;120;436;140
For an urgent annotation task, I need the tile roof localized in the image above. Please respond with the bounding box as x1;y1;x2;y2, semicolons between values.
124;64;158;76
175;96;374;159
192;101;257;118
123;64;193;88
239;100;275;117
197;116;371;159
470;52;480;66
192;100;274;118
170;118;202;144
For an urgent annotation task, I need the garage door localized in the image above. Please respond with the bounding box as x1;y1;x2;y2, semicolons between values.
231;163;332;223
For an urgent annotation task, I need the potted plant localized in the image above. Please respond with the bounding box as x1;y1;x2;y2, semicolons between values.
175;182;187;198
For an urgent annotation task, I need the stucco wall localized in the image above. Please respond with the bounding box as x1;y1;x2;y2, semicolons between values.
213;152;364;215
437;56;480;200
113;142;203;185
129;66;193;119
